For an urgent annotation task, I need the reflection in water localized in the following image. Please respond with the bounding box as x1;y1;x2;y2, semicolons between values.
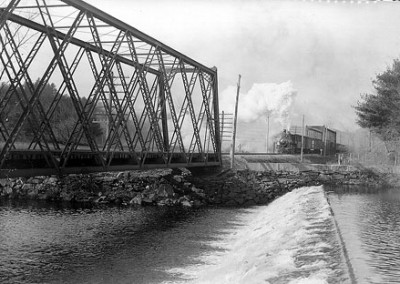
328;186;400;284
0;200;247;284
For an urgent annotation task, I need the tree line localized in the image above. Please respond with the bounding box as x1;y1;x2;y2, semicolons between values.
355;58;400;157
0;79;103;145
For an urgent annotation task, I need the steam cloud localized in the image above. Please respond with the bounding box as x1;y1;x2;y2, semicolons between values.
219;81;297;128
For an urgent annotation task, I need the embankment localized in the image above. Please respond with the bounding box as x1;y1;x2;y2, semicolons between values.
0;164;387;207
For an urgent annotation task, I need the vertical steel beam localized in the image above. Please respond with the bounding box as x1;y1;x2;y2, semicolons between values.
157;53;186;161
211;69;221;160
158;74;169;152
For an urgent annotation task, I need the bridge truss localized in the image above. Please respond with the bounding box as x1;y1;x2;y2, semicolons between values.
0;0;221;177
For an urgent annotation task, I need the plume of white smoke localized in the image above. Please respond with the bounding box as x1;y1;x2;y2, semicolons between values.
219;81;297;127
219;81;297;152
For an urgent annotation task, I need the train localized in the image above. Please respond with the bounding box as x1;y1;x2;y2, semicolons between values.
274;126;347;156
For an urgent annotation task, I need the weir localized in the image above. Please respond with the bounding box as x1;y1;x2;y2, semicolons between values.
167;186;353;283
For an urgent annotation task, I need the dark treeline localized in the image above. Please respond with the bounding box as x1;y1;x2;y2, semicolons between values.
0;79;103;145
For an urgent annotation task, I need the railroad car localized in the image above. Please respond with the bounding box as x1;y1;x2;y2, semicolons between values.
275;126;345;155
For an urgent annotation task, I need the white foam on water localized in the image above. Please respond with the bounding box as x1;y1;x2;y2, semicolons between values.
164;186;350;284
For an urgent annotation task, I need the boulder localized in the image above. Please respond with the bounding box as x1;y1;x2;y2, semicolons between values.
142;193;156;204
180;200;192;207
60;191;74;202
130;195;142;205
0;179;9;187
173;175;183;183
5;186;13;195
27;187;39;198
156;184;175;198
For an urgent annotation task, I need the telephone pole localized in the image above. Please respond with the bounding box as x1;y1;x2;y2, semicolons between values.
300;115;305;162
231;74;241;169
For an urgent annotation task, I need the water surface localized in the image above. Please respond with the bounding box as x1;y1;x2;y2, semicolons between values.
328;186;400;284
0;200;247;284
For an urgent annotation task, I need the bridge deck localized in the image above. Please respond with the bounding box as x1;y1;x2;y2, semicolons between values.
0;150;220;177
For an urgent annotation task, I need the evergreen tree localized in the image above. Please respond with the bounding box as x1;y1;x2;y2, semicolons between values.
355;59;400;142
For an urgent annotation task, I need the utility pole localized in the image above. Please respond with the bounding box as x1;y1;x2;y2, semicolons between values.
324;126;327;156
231;74;241;169
300;115;305;162
266;110;270;153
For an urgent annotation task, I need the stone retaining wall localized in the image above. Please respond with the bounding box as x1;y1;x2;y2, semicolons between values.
191;168;384;206
0;167;386;207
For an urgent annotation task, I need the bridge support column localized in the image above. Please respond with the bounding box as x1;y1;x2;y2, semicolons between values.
212;68;221;162
159;75;169;153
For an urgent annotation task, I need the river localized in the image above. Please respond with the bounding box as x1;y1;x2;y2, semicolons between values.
327;185;400;284
0;185;398;283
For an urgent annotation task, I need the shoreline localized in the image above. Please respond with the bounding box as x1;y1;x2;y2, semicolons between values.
0;165;390;208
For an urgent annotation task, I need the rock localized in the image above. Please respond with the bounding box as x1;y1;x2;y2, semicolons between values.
46;177;58;184
192;200;203;207
156;184;175;198
0;179;9;187
116;172;125;179
130;195;142;205
22;183;34;191
38;193;49;200
142;193;156;205
180;200;192;207
318;174;331;182
94;195;107;203
5;187;13;195
173;175;183;183
60;191;74;202
27;187;39;198
103;176;115;183
332;174;345;180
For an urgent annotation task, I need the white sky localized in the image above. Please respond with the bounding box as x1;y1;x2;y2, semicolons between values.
81;0;400;150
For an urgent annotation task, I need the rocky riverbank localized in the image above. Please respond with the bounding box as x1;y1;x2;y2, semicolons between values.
0;165;389;207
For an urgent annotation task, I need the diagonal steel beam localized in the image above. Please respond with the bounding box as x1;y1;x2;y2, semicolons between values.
0;0;20;30
189;73;216;155
29;47;86;150
2;23;60;151
157;53;187;162
0;35;59;170
179;61;203;158
1;10;161;76
86;14;127;157
127;35;165;156
60;0;216;76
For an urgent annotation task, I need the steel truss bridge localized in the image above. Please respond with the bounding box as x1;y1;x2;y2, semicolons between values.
0;0;221;177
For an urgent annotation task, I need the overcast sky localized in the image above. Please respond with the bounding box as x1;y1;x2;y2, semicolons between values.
84;0;400;149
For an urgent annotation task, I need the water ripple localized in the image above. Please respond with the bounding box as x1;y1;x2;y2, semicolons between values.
328;186;400;284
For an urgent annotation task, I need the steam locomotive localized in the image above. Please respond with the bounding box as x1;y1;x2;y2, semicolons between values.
275;126;344;155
